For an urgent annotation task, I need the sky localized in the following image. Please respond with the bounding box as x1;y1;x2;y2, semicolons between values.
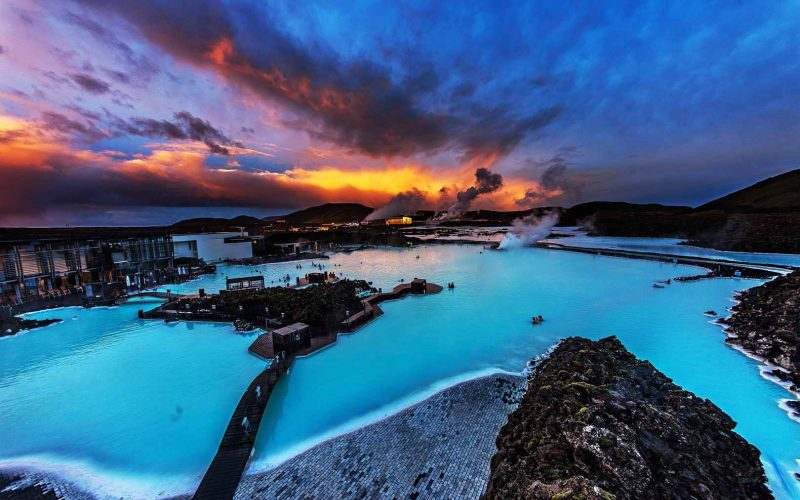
0;0;798;226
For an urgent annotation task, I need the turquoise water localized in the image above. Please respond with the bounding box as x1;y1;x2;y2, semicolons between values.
251;246;800;499
0;245;798;498
0;298;265;497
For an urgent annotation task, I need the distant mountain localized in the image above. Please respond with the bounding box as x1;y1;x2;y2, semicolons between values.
697;169;800;213
555;170;800;253
560;202;691;226
273;203;374;224
451;207;561;224
171;215;264;231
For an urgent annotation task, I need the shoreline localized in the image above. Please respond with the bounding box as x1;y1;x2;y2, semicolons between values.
0;455;193;500
0;369;526;500
236;371;527;499
713;286;800;423
247;367;522;471
5;238;795;319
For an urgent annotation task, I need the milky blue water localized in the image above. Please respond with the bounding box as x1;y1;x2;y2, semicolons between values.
1;245;798;498
0;298;265;497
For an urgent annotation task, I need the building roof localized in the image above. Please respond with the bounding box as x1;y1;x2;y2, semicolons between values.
226;275;264;284
0;227;172;244
273;322;310;337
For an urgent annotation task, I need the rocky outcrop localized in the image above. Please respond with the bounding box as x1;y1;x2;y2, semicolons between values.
484;336;771;500
0;317;61;338
721;271;800;414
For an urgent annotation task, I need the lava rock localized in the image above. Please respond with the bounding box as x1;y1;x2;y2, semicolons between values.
484;336;772;500
0;317;61;338
724;271;800;393
233;319;256;332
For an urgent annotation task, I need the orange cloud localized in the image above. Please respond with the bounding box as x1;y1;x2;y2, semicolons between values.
0;111;553;226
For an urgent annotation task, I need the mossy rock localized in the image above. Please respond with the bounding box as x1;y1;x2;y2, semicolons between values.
564;381;598;397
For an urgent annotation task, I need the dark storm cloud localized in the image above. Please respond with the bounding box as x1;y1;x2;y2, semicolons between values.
41;111;108;141
458;106;562;163
74;0;560;161
515;151;585;207
117;111;243;155
70;73;111;94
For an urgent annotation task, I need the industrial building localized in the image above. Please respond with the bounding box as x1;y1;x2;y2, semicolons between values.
172;232;255;263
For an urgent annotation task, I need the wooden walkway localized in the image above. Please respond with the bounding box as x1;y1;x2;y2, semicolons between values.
191;277;442;499
341;280;443;331
128;290;187;300
193;364;283;500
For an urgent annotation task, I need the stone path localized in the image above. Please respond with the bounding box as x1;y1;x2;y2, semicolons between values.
235;373;525;499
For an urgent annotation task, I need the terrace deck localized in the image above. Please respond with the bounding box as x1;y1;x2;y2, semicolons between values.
248;332;275;359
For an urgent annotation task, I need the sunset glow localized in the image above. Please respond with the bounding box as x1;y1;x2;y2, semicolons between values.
0;0;798;225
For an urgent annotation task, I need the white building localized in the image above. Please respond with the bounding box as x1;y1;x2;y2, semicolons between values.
172;232;253;263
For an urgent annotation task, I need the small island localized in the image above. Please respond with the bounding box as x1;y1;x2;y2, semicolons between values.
484;336;771;499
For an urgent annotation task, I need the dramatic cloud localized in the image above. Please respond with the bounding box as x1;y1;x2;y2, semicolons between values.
1;0;800;225
75;0;560;162
70;73;111;94
515;152;584;207
40;111;108;142
116;111;243;155
0;128;379;224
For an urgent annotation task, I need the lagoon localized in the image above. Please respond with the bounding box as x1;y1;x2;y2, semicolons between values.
1;244;798;498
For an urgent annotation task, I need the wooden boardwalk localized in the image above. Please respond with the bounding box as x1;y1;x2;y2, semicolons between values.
341;280;443;331
128;290;187;300
193;365;283;500
192;277;442;499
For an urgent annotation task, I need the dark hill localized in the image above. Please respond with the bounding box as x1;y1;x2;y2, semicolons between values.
171;215;264;231
275;203;373;224
697;169;800;213
559;170;800;252
560;202;691;226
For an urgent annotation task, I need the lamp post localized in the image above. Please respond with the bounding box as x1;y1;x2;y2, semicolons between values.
265;306;269;329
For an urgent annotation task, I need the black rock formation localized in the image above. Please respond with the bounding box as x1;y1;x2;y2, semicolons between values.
484;336;771;499
722;271;800;394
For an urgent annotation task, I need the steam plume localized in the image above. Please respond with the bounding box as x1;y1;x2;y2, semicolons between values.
497;211;559;249
438;168;503;220
364;188;427;221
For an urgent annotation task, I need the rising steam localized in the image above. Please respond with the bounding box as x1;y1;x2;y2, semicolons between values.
497;211;559;249
364;188;427;221
437;168;503;220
